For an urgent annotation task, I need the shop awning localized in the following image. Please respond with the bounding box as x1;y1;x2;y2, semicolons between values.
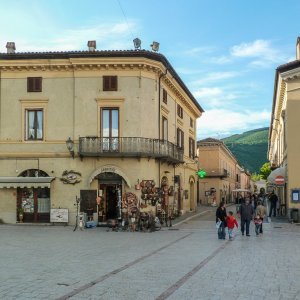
0;177;55;189
267;167;286;185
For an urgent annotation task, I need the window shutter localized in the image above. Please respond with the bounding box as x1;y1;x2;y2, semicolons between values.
182;131;184;149
111;76;117;91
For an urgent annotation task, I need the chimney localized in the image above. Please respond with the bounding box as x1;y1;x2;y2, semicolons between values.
87;40;96;51
6;42;16;54
297;37;300;60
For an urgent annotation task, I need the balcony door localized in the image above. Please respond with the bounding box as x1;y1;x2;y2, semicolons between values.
101;108;119;151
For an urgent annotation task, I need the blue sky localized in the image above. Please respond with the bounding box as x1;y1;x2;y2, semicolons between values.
1;0;299;139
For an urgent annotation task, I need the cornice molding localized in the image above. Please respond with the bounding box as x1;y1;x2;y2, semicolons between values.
281;67;300;81
0;60;200;117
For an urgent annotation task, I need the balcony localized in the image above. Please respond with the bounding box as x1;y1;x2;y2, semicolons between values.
78;137;184;164
204;169;229;178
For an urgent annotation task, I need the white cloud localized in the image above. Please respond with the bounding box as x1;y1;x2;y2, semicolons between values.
210;55;232;64
197;108;270;139
230;39;287;68
184;46;215;56
191;71;240;86
0;21;137;52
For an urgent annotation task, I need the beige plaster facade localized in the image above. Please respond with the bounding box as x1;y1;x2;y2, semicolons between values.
268;37;300;218
197;138;241;205
0;47;203;224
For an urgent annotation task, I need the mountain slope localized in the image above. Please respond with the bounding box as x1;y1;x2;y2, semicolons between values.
222;127;269;173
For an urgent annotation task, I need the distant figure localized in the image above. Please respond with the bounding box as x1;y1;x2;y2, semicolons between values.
268;191;278;217
226;211;238;240
216;201;227;239
255;200;266;235
240;197;254;236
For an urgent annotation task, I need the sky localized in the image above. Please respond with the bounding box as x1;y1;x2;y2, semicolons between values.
0;0;299;139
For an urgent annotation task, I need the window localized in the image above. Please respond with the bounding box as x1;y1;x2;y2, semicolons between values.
27;77;42;92
162;88;167;104
101;108;119;151
162;117;168;140
177;128;184;149
189;137;195;158
190;118;194;128
177;104;183;118
103;76;118;91
25;109;43;140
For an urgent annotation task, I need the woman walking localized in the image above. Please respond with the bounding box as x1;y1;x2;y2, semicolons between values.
216;201;227;239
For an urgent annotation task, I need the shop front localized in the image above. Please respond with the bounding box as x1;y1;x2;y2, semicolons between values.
0;169;55;223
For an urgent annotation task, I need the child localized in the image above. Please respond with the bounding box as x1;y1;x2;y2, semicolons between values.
254;215;263;236
226;211;238;240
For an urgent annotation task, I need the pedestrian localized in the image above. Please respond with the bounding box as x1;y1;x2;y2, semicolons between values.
268;191;278;217
226;211;238;240
255;200;266;235
239;197;254;236
216;201;227;239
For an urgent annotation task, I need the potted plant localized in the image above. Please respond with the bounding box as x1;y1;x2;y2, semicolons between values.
17;207;24;223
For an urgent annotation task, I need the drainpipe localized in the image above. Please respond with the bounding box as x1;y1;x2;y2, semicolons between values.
158;68;168;187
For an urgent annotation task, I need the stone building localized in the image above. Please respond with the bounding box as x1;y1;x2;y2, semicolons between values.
268;37;300;219
197;138;243;205
0;41;203;224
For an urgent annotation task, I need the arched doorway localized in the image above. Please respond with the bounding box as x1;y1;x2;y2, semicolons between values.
17;169;51;223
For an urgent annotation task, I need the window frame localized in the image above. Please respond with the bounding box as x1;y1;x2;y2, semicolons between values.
103;76;118;91
189;137;195;158
25;109;44;141
100;107;120;138
162;116;168;141
27;77;42;92
177;128;184;149
177;104;183;119
190;117;194;128
162;88;167;104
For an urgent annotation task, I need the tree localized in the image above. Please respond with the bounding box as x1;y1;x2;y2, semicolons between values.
260;162;271;180
251;172;261;181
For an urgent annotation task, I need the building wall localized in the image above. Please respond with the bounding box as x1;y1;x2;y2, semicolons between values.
0;55;202;224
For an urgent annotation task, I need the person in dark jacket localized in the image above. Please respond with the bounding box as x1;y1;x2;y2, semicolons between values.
240;197;254;236
216;201;227;239
268;191;278;217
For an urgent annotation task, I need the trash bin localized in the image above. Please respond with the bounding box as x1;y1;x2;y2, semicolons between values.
291;209;299;223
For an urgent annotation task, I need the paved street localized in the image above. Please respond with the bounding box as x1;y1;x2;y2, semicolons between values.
1;207;300;300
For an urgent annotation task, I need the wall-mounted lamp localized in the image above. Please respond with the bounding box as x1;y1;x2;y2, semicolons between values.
133;38;141;50
66;137;74;158
150;41;159;52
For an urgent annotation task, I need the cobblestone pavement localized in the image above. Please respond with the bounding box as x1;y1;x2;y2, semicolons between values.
1;207;300;300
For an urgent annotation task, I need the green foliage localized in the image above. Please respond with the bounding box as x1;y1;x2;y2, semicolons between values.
251;173;262;181
222;127;269;173
260;162;271;180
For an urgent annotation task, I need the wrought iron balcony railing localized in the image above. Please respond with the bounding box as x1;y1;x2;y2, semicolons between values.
79;137;184;164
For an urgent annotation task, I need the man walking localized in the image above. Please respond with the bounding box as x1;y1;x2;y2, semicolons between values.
240;197;254;236
268;191;278;217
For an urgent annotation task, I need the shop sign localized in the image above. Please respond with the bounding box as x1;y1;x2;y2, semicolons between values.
50;208;69;223
275;175;285;185
100;167;116;173
60;170;82;184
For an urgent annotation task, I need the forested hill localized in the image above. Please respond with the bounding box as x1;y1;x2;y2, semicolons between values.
222;127;269;174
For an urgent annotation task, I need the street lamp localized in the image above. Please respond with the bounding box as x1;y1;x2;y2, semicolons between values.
66;137;74;158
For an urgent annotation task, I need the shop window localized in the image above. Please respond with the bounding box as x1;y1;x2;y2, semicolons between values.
27;77;42;92
177;128;184;149
103;76;118;91
189;137;195;158
177;104;183;119
162;88;167;104
25;109;44;140
162;116;168;140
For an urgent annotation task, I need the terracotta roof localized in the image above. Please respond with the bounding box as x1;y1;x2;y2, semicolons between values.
198;137;222;144
0;49;204;113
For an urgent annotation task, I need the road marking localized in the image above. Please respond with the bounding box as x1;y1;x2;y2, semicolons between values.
55;233;193;300
172;210;211;226
156;240;230;300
